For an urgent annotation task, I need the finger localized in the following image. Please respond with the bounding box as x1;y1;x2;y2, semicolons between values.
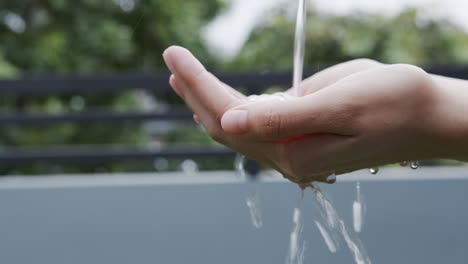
163;46;241;120
222;83;245;99
169;74;184;99
220;92;357;141
286;59;382;96
193;114;201;124
222;64;410;141
169;73;243;101
169;76;242;126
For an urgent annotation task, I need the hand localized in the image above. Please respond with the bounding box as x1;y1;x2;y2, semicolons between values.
163;46;283;179
163;46;467;185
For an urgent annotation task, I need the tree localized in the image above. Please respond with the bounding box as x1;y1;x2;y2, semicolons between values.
229;5;468;167
0;0;225;174
230;6;468;71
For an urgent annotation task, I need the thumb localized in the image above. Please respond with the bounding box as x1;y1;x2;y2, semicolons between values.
220;95;351;141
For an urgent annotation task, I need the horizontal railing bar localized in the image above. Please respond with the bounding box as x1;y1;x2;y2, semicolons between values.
0;109;193;125
0;71;294;96
0;146;236;165
0;66;463;96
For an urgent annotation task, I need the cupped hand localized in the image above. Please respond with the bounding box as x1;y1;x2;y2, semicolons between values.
163;46;444;185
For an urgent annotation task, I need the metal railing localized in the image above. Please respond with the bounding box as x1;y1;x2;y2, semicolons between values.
0;66;466;167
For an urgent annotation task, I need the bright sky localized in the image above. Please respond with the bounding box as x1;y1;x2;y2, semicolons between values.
204;0;468;59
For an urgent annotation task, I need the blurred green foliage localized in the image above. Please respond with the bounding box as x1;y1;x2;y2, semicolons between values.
231;7;468;70
0;0;225;174
230;5;468;168
0;2;467;174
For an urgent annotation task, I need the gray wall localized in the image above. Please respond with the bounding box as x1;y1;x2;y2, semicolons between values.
0;168;467;264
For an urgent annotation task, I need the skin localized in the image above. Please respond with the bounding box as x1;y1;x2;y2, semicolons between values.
163;45;468;186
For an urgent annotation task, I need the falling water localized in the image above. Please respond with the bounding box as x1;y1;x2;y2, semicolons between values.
286;190;307;264
286;0;370;262
314;220;338;253
292;0;307;96
246;190;263;229
284;2;309;262
311;183;372;264
410;161;419;169
369;168;379;175
353;182;365;233
236;154;263;229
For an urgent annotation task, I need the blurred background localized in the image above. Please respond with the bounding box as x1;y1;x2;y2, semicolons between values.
0;1;468;264
1;0;467;175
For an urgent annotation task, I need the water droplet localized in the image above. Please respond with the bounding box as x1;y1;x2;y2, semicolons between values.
180;159;199;174
369;167;379;175
353;182;365;233
286;206;305;264
247;95;259;102
337;219;372;264
235;154;246;180
326;173;337;183
310;184;371;262
3;12;26;33
272;92;293;101
410;161;419;170
315;220;338;253
257;94;272;102
400;161;408;167
246;191;263;229
153;158;169;171
236;154;264;229
353;201;363;233
69;96;85;111
113;0;136;12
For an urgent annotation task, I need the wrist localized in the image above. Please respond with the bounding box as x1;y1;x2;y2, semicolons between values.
430;75;468;161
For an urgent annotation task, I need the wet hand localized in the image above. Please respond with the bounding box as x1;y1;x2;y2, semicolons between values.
163;46;451;185
221;62;447;184
163;46;290;180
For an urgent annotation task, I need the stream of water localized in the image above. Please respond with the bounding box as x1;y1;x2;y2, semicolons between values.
286;0;371;263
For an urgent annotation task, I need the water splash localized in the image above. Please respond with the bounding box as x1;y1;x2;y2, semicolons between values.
235;154;247;180
353;182;365;233
310;184;341;252
314;220;338;253
326;173;337;183
337;219;372;264
246;189;263;229
286;190;307;264
292;0;307;96
410;161;419;170
310;183;372;264
180;159;199;175
236;154;263;229
368;167;379;175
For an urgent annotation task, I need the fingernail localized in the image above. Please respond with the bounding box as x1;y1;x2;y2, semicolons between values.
168;46;205;78
193;114;201;124
169;75;184;99
163;48;175;73
221;110;248;133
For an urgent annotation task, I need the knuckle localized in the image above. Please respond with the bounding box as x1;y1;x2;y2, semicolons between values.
256;107;284;139
330;102;363;131
350;58;381;68
343;59;382;72
187;68;211;88
386;64;433;92
275;142;306;182
387;64;428;79
206;125;224;142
